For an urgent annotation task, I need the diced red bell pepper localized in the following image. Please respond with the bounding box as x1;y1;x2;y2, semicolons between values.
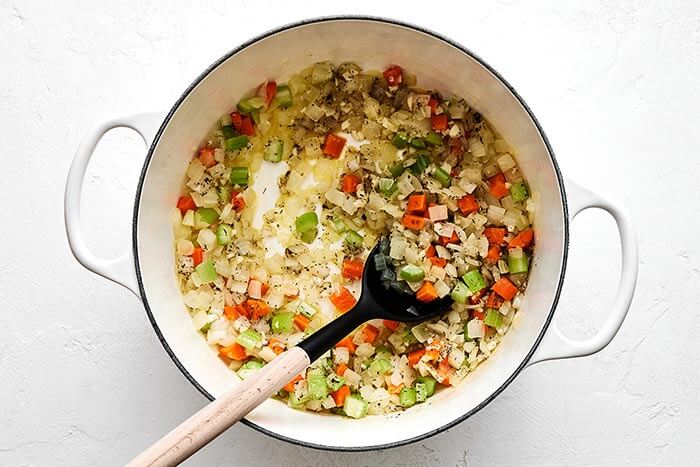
323;133;346;158
383;65;403;86
488;173;509;199
431;114;449;131
176;196;196;215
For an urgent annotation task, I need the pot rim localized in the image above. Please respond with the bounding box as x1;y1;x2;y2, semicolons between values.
132;15;570;452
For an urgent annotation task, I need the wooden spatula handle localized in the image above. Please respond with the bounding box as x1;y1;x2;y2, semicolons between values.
128;347;310;467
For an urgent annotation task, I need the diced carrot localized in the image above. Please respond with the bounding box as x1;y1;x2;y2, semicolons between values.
485;245;501;264
260;283;270;296
329;286;357;313
223;305;240;320
335;363;348;376
191;247;203;267
483;227;507;246
457;194;480;215
341;258;364;281
383;65;403;86
176;196;196;215
488;173;509;199
428;98;439;115
322;133;346;159
402;214;426;231
437;231;459;246
331;385;351;406
387;383;405;394
335;336;356;353
268;337;284;355
383;320;399;331
437;358;454;385
509;229;535;249
486;292;504;310
472;310;486;321
283;374;303;393
244;299;270;320
219;343;247;361
341;174;361;194
429;257;448;267
425;244;436;258
407;348;426;367
361;324;380;344
407;194;427;214
416;281;438;303
492;277;519;301
431;114;449;131
424;349;441;361
198;147;216;168
293;314;310;331
231;192;246;211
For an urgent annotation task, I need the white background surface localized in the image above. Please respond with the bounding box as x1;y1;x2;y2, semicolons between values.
1;1;698;465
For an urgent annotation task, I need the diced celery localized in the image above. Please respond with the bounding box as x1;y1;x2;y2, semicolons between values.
297;301;318;318
331;218;347;233
508;253;529;274
484;309;503;328
451;281;470;304
300;228;318;244
344;230;364;249
271;312;294;333
409;154;430;174
400;264;425;282
295;211;318;233
195;207;218;225
264;139;284;162
425;131;443;146
368;358;392;376
288;387;309;407
326;373;346;392
236;328;262;350
221;124;236;139
462;269;487;293
510;182;529;202
409;138;427;149
229;166;249;185
378;177;397;196
216;224;233;245
388;162;405;178
399;387;417;407
433;167;452;187
274;85;293;108
374;344;391;357
195;261;217;283
237;360;263;380
217;185;231;204
307;371;329;399
391;132;409;149
415;376;437;397
237;96;265;114
225;135;249;151
343;394;368;419
415;382;428;402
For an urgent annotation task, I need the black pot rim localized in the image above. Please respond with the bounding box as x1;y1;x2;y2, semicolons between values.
132;15;569;453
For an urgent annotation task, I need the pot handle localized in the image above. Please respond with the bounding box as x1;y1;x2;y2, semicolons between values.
527;179;638;366
64;112;163;298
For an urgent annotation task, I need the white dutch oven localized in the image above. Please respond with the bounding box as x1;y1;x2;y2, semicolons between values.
65;17;638;451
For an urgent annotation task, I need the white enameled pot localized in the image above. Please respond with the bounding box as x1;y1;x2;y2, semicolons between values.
64;17;638;451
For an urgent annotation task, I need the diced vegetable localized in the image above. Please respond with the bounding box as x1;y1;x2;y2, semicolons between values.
344;230;364;249
416;281;438;303
176;196;196;215
342;258;364;280
343;394;368;419
191;247;203;266
433;167;452;187
451;281;470;304
508;251;529;274
457;194;480;215
237;96;265;114
391;132;409;149
425;131;443;146
388;161;405;177
229;166;249;185
416;382;428;402
400;264;425;282
416;376;437;397
462;269;487;293
195;207;218;225
307;371;329;399
236;328;262;350
293;314;310;331
401;214;426;231
407;194;427;213
219;343;247;361
264;139;284;162
332;385;351;407
237;360;263;380
326;373;346;392
488;173;509;199
410;138;427;150
483;227;507;245
484;309;503;328
216;224;233;245
295;211;319;233
361;324;381;344
323;133;346;158
378;177;397;197
383;65;403;86
225;135;249;151
492;277;519;301
195;260;217;283
297;301;318;318
331;218;347;233
341;174;361;194
368;358;392;376
509;229;535;249
271;312;294;333
399;387;417;408
273;85;293;108
510;182;529;202
330;286;356;313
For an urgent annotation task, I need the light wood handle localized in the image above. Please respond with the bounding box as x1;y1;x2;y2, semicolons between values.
128;347;310;467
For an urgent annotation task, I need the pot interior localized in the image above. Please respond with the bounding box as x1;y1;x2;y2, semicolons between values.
135;18;566;450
